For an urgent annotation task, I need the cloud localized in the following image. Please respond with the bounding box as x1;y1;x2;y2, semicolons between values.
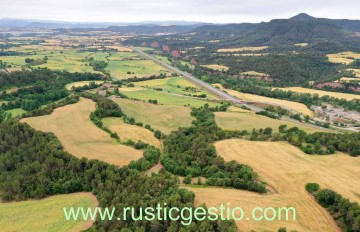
0;0;359;23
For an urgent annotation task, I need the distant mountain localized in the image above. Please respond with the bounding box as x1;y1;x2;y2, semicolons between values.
0;18;206;29
190;13;360;50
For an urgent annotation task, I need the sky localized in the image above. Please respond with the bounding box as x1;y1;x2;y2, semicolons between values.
0;0;359;23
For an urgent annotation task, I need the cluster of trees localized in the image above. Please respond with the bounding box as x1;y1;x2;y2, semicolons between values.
25;57;48;66
306;183;360;232
0;120;236;231
258;125;360;156
0;69;106;111
89;60;108;72
162;104;266;193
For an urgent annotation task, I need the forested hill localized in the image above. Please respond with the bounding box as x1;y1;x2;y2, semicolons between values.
190;13;360;51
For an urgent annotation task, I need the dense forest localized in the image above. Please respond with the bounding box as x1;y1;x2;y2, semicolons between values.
0;120;237;231
162;104;266;193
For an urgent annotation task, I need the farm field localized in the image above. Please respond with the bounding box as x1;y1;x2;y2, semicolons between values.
65;80;105;90
0;192;98;232
113;98;193;134
327;51;360;64
215;111;326;133
1;45;105;73
215;84;314;116
106;59;170;80
187;139;360;232
102;117;161;148
276;87;360;100
133;76;219;99
217;46;268;52
337;77;360;83
200;64;229;71
241;71;268;76
22;98;143;166
347;68;360;77
119;87;220;107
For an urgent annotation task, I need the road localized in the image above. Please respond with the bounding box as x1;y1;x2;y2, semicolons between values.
131;46;343;133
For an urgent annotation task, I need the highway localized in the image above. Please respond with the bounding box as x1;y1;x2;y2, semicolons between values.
131;46;343;133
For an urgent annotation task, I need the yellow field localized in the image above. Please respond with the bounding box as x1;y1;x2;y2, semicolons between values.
200;64;229;71
113;98;193;134
102;117;161;148
215;111;325;133
65;81;105;90
327;52;360;64
22;98;143;166
215;85;314;116
337;77;360;83
217;46;268;52
105;45;133;52
277;87;360;100
241;71;268;76
347;68;360;77
187;139;360;232
0;192;98;232
295;43;308;47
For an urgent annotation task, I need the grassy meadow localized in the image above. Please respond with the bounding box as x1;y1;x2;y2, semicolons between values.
119;87;220;107
113;98;194;134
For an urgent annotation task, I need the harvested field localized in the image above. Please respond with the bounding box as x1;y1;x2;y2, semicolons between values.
276;87;360;100
22;98;142;166
65;81;105;90
217;46;268;52
187;139;360;232
102;117;161;148
241;71;268;76
201;64;229;71
0;192;98;232
327;52;360;65
215;85;314;116
215;111;326;133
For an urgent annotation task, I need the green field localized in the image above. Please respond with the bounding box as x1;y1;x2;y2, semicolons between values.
119;87;220;107
106;59;171;80
113;98;194;134
215;111;328;133
0;193;97;232
134;76;219;99
5;108;27;117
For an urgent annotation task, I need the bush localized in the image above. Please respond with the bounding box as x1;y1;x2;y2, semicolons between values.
305;183;319;193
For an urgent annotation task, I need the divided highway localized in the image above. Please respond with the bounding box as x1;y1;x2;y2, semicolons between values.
131;47;341;132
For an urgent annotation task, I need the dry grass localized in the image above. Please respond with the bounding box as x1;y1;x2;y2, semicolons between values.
65;81;105;90
217;46;268;53
0;192;98;232
241;71;268;76
216;85;314;116
215;111;325;133
347;68;360;77
327;52;360;64
113;98;194;134
337;77;360;83
201;64;229;71
106;45;133;52
277;87;360;100
22;98;143;167
187;139;359;232
102;117;161;148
